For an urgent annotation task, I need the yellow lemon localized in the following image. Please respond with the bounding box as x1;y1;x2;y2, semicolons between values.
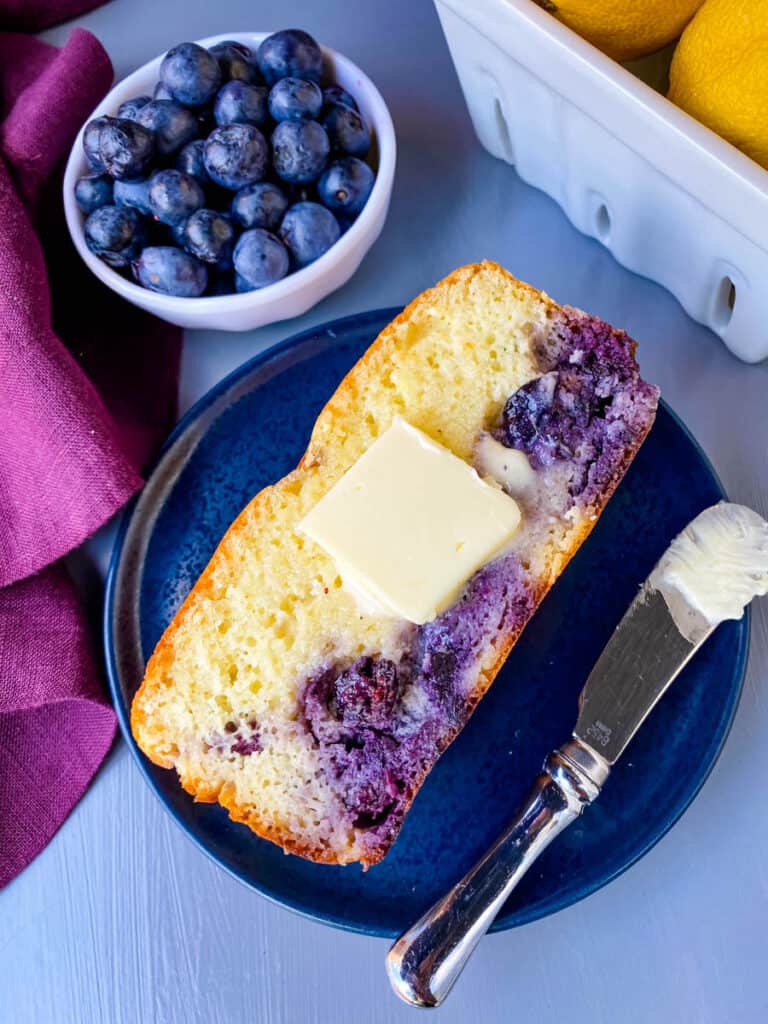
536;0;704;61
669;0;768;169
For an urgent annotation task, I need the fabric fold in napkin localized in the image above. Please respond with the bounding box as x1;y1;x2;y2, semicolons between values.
0;1;181;888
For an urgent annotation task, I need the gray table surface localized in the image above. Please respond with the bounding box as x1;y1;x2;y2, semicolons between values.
4;1;767;1021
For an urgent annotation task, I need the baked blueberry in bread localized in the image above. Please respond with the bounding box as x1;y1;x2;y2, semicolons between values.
132;262;659;866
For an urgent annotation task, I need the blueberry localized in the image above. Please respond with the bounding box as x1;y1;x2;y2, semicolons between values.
113;177;152;215
133;246;208;296
268;77;322;122
279;201;339;267
148;169;205;225
74;173;113;214
330;657;400;728
159;42;222;107
84;205;145;268
322;84;358;112
117;95;151;120
501;373;558;453
135;99;198;156
210;40;250;61
209;40;258;84
322;105;370;156
82;116;110;171
203;124;268;190
256;29;323;84
154;81;173;100
502;368;605;469
176;139;208;183
233;228;290;289
271;119;329;183
181;209;234;267
213;81;268;127
231;181;289;230
317;157;374;216
332;732;399;827
90;116;155;179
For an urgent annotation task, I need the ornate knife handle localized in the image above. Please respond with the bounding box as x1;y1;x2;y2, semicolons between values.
386;738;610;1008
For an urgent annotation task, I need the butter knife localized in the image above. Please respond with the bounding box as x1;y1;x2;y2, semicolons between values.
386;502;768;1008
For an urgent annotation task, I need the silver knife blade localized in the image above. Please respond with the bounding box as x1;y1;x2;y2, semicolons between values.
574;583;714;765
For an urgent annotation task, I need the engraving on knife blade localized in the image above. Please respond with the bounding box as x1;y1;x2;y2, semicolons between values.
584;721;612;748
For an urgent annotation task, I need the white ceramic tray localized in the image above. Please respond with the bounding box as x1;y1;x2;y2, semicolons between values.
434;0;768;363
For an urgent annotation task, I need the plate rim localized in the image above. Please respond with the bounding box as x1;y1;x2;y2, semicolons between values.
104;308;750;938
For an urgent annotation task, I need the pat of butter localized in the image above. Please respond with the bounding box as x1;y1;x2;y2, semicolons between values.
474;433;536;497
299;418;521;624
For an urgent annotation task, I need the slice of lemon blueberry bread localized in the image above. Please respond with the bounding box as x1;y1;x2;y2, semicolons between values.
131;261;659;867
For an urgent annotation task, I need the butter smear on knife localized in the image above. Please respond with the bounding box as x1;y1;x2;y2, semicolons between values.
650;502;768;643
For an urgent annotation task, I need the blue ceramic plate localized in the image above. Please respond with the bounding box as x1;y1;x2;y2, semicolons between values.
105;309;748;937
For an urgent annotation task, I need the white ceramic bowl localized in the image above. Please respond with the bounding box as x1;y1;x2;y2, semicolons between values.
63;32;396;331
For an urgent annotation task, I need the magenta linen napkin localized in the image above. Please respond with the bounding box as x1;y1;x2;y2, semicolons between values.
0;4;181;887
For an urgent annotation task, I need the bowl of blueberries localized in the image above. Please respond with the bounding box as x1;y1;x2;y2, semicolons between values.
63;29;395;331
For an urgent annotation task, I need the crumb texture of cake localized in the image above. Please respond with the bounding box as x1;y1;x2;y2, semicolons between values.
131;261;659;866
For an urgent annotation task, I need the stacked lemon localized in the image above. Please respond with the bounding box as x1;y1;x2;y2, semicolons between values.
537;0;702;61
538;0;768;170
670;1;768;169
